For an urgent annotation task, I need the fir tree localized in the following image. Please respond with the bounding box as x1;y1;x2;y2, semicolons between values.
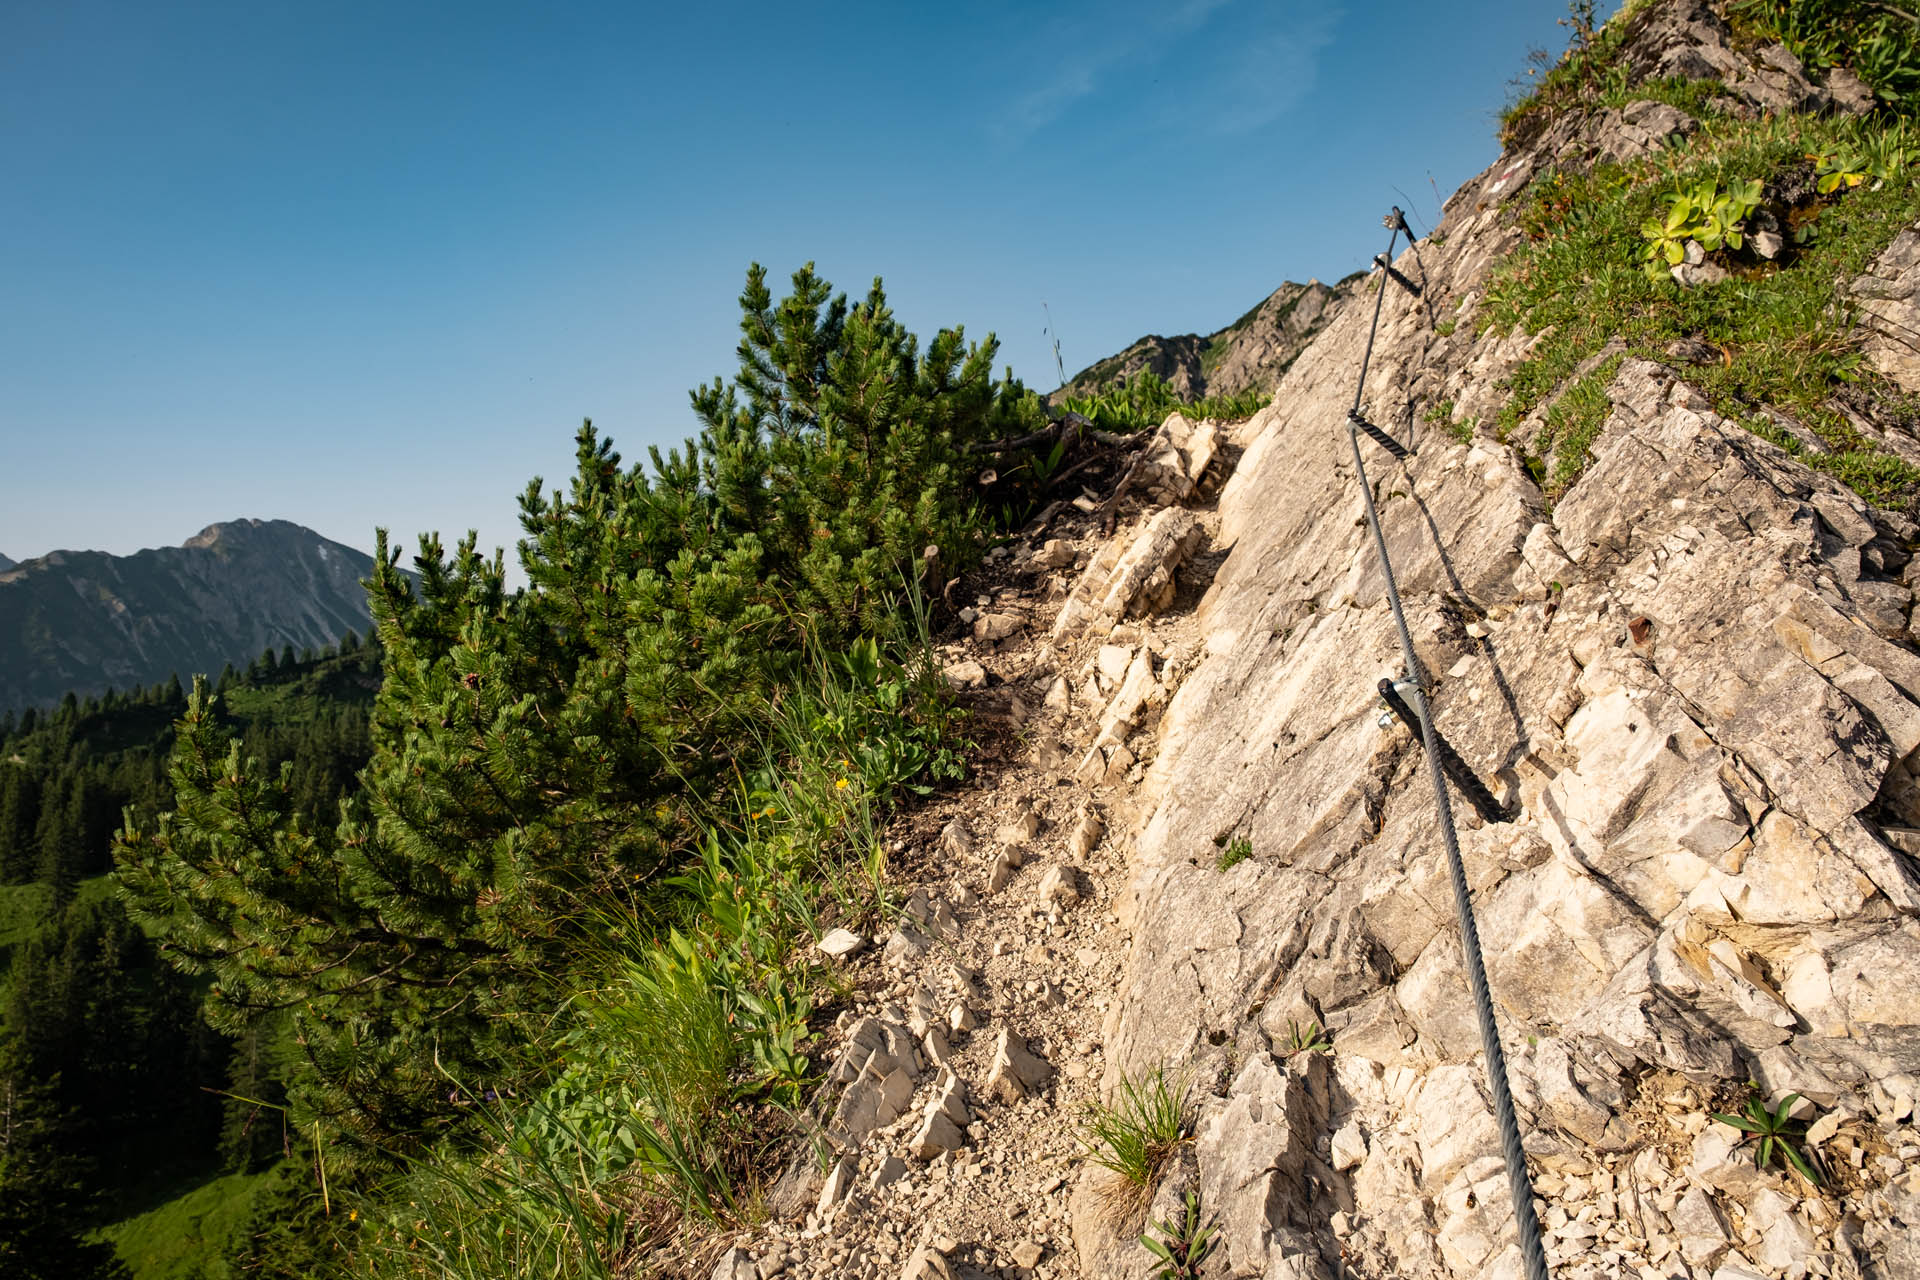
0;1076;130;1280
0;769;40;885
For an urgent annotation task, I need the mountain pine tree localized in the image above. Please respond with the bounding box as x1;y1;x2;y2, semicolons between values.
118;264;1045;1153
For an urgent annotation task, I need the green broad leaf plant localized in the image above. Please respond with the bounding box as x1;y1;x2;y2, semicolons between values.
1641;178;1764;282
1710;1092;1824;1185
1141;1189;1217;1280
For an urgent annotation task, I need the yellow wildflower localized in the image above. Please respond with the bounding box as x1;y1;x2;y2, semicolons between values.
835;778;850;791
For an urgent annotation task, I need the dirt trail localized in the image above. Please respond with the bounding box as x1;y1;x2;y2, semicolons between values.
710;425;1235;1280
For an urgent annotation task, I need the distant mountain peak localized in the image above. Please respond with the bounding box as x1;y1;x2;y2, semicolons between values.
182;517;307;551
0;553;13;573
0;519;379;714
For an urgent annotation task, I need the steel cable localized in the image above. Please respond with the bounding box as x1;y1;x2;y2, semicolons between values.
1344;209;1551;1280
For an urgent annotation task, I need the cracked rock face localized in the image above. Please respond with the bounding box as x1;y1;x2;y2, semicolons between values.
1073;27;1920;1277
1852;225;1920;397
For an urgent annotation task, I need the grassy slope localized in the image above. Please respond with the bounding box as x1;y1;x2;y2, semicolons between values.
96;1171;274;1280
1486;102;1920;504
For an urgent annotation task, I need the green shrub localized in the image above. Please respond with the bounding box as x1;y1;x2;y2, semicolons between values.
339;582;961;1268
117;263;1025;1169
1215;837;1252;871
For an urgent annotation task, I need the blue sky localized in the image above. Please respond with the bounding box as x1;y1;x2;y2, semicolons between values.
1;1;1592;573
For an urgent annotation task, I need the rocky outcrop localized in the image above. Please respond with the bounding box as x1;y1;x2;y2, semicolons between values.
0;518;379;713
1203;279;1349;401
1852;226;1920;397
1055;332;1211;401
1071;38;1920;1279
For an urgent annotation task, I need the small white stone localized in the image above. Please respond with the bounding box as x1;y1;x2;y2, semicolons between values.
818;928;865;959
1330;1121;1367;1171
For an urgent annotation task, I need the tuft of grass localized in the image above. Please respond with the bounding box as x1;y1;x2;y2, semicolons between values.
1215;836;1252;872
1080;1067;1191;1196
1597;74;1731;121
1543;355;1625;491
1423;398;1477;446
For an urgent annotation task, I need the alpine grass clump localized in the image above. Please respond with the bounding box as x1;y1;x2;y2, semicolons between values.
1081;1067;1191;1188
1059;368;1270;433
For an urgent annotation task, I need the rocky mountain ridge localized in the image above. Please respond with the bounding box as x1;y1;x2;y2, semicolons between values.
708;5;1920;1280
1053;279;1349;404
0;518;379;714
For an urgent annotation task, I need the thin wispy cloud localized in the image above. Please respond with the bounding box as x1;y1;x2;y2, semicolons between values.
991;0;1239;143
1001;61;1105;140
991;1;1342;146
1198;8;1341;135
1169;0;1237;29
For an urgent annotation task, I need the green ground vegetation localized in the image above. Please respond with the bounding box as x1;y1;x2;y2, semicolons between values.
1058;368;1270;433
1502;0;1920;151
1711;1091;1824;1183
94;1170;274;1280
1486;106;1920;502
1141;1189;1217;1280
